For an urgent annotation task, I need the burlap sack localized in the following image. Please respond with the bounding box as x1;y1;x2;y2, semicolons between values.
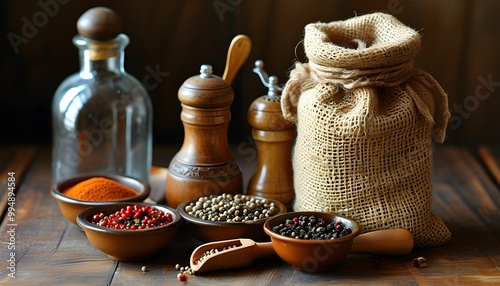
281;13;451;247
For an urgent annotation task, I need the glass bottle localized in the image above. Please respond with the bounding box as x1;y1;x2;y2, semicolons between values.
51;8;152;184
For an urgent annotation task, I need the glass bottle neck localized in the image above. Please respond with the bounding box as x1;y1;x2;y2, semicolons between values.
73;34;129;79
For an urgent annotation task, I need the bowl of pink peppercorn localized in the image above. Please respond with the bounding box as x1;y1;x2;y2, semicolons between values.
77;202;182;261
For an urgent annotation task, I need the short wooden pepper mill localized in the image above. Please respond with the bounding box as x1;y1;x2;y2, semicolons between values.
247;60;296;210
166;64;243;208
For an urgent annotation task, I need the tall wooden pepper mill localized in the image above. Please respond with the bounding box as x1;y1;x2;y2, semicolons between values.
247;60;296;210
166;64;243;208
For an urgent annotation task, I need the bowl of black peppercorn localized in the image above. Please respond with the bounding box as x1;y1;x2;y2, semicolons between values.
263;211;361;272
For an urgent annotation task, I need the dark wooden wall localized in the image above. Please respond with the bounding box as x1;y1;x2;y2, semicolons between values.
1;0;499;147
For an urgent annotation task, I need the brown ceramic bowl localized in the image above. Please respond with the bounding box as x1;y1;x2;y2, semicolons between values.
76;202;182;261
177;194;287;242
51;173;151;225
263;211;361;272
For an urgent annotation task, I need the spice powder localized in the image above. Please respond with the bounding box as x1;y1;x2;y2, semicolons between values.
63;177;138;201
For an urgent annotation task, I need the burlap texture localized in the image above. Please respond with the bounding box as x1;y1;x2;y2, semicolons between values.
281;13;451;247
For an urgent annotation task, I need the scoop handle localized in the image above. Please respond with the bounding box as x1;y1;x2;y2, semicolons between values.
254;240;276;259
253;228;413;258
351;228;414;255
222;34;251;85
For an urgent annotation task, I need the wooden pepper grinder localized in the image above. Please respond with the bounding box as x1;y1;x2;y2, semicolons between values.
247;60;296;210
166;64;243;208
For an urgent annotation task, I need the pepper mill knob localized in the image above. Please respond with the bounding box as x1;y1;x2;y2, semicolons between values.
77;7;123;40
200;64;213;78
253;60;283;96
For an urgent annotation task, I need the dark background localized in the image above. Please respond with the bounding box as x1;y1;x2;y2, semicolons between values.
1;0;499;148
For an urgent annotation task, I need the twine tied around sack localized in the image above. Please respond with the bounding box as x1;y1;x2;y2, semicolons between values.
282;35;450;143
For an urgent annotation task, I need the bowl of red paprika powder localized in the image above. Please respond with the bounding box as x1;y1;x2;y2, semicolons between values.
51;173;151;225
77;202;182;261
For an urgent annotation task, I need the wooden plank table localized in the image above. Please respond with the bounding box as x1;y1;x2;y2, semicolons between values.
478;145;500;186
1;145;499;285
0;146;37;222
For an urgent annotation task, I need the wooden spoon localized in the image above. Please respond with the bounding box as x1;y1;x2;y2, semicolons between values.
190;228;413;274
222;34;252;85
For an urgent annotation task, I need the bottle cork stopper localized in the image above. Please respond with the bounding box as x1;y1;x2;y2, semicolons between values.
77;7;123;41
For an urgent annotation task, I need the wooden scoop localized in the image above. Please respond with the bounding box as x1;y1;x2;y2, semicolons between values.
222;34;252;85
190;228;413;274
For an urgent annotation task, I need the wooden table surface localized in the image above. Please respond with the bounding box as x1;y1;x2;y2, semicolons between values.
1;145;499;285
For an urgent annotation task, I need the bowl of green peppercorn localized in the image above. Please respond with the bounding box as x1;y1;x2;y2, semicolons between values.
177;193;286;242
263;211;361;272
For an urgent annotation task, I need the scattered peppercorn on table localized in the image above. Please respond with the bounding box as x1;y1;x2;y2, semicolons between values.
1;145;499;284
